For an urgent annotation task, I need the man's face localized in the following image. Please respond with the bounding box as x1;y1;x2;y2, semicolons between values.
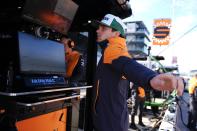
96;25;117;42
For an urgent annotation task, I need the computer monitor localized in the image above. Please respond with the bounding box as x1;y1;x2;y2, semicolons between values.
18;31;66;75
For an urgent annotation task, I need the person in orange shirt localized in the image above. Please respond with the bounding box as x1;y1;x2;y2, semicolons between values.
61;37;84;86
129;84;146;129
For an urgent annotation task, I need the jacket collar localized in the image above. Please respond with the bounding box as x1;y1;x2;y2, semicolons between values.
107;37;126;45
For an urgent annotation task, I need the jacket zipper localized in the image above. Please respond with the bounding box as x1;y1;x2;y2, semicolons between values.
93;80;100;115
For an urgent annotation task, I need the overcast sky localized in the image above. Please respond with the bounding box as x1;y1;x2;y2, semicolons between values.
124;0;197;73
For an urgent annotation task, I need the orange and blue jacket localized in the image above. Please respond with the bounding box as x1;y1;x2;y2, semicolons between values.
92;37;157;131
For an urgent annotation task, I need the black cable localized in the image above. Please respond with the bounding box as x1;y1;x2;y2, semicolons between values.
176;97;188;128
59;113;64;121
179;96;189;107
59;113;79;129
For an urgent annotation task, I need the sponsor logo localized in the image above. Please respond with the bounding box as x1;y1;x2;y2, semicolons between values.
31;78;56;84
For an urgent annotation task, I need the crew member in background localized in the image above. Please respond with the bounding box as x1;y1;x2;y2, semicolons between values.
188;74;197;95
188;74;197;130
130;84;146;130
61;37;84;86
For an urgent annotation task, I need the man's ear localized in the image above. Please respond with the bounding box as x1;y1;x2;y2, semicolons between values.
114;31;121;37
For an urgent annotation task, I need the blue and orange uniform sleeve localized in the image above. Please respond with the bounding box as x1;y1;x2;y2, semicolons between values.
112;57;157;89
103;37;157;89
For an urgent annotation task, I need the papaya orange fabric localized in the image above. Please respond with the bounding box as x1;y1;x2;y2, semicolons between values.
188;77;197;94
16;109;67;131
138;87;145;98
65;51;80;77
103;37;131;64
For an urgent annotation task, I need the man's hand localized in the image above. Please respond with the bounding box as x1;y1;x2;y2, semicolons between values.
150;73;184;96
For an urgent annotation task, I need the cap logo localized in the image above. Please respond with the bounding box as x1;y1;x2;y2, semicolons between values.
103;16;109;21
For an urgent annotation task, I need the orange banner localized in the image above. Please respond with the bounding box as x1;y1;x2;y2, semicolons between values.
152;19;171;45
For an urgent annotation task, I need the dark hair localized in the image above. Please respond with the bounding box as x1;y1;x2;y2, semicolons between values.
67;40;75;48
61;37;75;48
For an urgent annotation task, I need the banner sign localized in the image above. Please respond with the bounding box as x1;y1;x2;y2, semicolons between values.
153;19;171;45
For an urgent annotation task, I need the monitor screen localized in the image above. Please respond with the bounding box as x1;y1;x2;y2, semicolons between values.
18;32;66;74
22;0;78;35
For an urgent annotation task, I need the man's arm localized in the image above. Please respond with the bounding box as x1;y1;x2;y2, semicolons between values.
112;56;184;96
112;56;157;89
